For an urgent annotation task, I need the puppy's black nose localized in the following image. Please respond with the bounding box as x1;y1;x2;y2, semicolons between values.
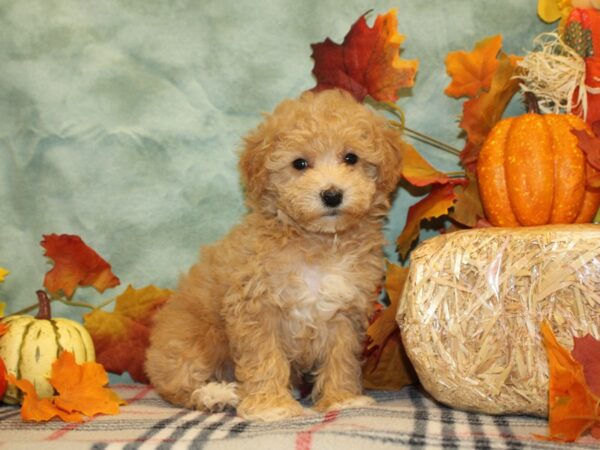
320;189;343;208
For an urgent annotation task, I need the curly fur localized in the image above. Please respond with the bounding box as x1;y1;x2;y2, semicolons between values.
144;89;404;421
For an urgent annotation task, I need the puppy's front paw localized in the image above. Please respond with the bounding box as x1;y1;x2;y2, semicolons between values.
237;394;305;422
191;382;239;412
314;394;375;412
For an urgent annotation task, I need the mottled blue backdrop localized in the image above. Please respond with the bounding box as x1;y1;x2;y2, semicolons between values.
0;1;551;318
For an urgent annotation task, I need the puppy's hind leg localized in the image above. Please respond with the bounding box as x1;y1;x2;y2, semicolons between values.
145;304;236;412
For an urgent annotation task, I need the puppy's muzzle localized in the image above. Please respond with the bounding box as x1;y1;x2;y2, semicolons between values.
320;189;343;208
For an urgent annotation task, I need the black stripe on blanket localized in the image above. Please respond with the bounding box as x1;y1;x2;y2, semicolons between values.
440;406;460;449
408;387;428;448
467;411;492;450
122;409;189;450
493;415;525;450
156;413;214;450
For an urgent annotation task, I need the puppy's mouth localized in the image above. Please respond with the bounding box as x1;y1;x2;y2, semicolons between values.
323;210;340;217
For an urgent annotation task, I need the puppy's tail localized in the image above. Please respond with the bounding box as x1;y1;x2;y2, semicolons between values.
191;381;239;412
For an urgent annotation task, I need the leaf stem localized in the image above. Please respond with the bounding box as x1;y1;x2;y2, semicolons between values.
403;127;462;157
5;295;117;318
371;99;463;157
446;171;467;178
8;301;50;317
93;296;117;311
56;298;98;311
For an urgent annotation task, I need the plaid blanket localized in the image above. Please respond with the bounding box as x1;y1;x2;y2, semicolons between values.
0;384;596;450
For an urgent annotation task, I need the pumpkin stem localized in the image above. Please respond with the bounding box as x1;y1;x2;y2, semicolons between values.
35;290;52;320
524;92;541;115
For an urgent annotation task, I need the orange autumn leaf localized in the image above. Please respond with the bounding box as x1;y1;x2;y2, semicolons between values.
445;35;503;98
396;182;463;259
363;262;415;390
6;374;84;423
540;321;600;442
42;234;120;298
84;285;171;383
459;52;522;172
311;9;418;102
445;35;522;172
50;351;124;417
401;143;451;186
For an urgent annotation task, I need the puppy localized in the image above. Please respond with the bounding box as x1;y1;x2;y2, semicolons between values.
145;88;404;421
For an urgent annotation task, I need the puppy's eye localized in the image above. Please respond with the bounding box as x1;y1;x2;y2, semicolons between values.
292;158;309;170
344;153;359;165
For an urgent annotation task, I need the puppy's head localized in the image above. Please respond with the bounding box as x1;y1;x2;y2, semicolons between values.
239;89;404;233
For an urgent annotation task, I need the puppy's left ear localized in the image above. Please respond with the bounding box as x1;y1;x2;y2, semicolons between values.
377;125;405;194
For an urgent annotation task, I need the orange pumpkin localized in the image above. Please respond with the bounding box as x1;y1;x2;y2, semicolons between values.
477;113;600;226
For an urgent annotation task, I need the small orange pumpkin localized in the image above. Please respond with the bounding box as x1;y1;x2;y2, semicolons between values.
477;113;600;226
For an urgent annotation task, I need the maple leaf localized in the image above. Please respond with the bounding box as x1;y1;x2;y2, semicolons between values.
51;351;124;417
42;234;120;299
363;262;416;390
6;351;123;423
396;181;465;260
451;39;521;172
401;143;451;186
540;322;600;442
6;374;83;423
445;35;502;98
448;172;485;227
571;335;600;397
311;9;418;103
572;122;600;187
84;285;171;383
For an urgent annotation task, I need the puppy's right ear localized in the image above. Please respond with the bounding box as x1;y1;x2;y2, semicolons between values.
238;121;273;207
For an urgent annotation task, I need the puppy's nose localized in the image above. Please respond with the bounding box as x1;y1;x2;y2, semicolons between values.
320;189;343;208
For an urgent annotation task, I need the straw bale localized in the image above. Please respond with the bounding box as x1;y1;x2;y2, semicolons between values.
397;225;600;416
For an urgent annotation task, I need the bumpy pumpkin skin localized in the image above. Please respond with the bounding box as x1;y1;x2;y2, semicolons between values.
0;315;95;404
477;113;600;226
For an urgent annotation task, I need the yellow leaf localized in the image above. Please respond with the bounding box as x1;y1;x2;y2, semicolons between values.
84;285;171;383
0;268;8;283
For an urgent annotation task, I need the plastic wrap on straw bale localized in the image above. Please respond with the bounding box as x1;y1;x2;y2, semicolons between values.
397;225;600;416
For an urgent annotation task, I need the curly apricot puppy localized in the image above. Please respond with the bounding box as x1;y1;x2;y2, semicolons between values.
145;89;404;421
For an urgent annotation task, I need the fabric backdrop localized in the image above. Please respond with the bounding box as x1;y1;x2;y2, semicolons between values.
0;0;551;318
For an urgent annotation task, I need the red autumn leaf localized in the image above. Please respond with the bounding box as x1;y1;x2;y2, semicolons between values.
42;234;120;298
401;143;451;186
445;35;502;98
311;9;418;102
396;181;465;259
84;285;171;383
540;322;600;442
572;123;600;188
448;172;485;227
571;334;600;397
363;262;416;390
